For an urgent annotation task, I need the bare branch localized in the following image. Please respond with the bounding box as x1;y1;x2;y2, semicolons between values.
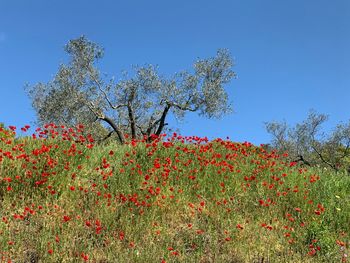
169;101;199;112
88;69;126;110
99;130;115;143
311;142;338;170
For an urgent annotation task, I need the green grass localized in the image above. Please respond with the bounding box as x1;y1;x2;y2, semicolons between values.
0;126;349;262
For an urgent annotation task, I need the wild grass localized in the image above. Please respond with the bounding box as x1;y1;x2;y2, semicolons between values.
0;125;349;262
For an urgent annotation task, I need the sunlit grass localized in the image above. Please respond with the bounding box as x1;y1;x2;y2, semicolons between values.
0;124;349;262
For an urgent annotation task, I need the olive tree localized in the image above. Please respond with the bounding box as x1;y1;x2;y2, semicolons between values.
265;110;350;172
26;36;235;143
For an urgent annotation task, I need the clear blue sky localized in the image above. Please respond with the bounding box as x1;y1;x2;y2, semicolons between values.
1;0;349;144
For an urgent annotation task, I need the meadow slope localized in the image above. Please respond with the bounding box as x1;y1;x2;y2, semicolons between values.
0;124;349;262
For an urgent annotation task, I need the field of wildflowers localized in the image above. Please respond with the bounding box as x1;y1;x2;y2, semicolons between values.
0;124;349;262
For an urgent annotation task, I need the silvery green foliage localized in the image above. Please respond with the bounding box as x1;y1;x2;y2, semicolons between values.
26;37;109;140
265;121;291;153
27;36;235;143
265;110;350;172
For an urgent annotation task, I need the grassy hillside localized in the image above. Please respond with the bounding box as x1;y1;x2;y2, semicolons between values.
0;124;349;262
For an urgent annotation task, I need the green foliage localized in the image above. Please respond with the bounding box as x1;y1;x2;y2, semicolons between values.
26;36;235;143
266;110;350;172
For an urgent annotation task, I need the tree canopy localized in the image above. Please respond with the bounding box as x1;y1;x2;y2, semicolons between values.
27;36;235;143
265;110;350;172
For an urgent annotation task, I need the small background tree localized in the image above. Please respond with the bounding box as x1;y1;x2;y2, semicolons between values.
265;110;350;172
26;36;235;143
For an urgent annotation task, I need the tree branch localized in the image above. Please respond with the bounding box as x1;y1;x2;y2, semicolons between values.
155;104;171;136
311;143;338;171
170;101;199;112
88;68;126;110
339;141;350;160
292;155;311;166
96;130;115;143
101;116;126;144
127;88;137;139
85;101;125;144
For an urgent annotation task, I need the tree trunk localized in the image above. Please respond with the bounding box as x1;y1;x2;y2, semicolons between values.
155;104;171;136
101;116;126;144
127;102;136;139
